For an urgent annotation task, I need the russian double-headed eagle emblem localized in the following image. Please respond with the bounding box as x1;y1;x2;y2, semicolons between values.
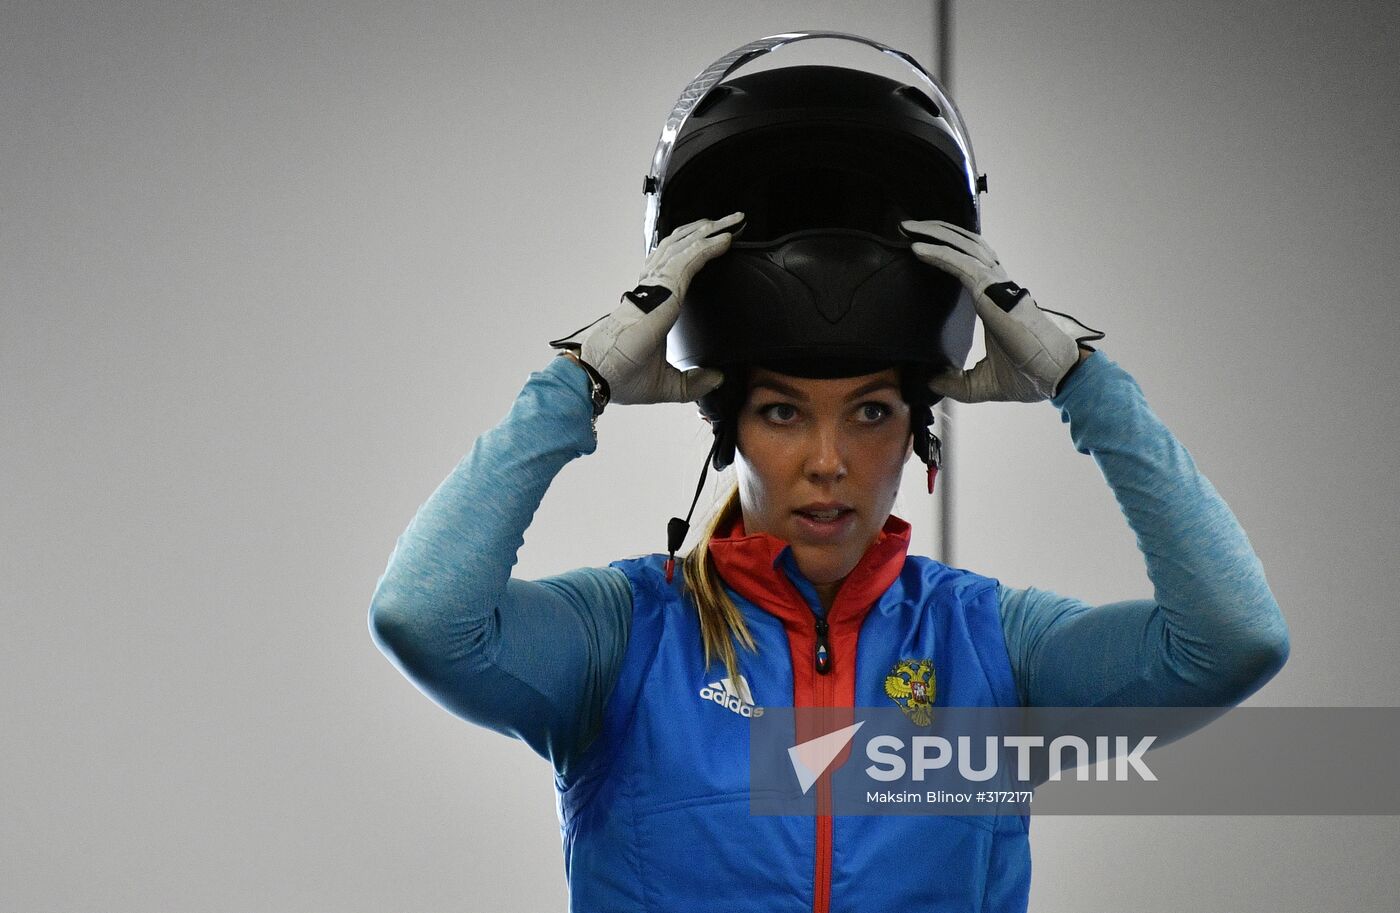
884;658;936;725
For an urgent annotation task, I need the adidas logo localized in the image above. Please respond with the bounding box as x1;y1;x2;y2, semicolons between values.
698;675;765;718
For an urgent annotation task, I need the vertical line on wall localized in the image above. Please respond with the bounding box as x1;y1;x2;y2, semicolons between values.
934;0;957;567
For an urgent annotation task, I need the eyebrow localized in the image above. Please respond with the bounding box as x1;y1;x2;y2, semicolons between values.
749;377;901;400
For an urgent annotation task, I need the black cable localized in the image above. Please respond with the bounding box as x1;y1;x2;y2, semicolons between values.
665;435;721;583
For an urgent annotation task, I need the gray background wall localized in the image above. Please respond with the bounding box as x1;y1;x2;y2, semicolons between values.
3;1;1396;910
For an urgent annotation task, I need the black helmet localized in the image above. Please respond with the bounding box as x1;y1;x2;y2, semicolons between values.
645;32;985;470
649;32;984;576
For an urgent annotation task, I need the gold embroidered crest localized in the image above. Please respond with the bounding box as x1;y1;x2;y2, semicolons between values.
884;659;936;725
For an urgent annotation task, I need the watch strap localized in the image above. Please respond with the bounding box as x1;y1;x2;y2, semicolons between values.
556;350;610;417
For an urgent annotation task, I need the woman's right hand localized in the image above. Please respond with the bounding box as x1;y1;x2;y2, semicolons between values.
550;212;744;405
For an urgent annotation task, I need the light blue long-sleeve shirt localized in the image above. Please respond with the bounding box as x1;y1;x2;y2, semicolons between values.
368;351;1290;778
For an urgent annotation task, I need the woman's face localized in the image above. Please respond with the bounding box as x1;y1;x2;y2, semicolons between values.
734;366;913;593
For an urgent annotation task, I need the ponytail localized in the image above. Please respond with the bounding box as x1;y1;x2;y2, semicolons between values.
680;482;756;685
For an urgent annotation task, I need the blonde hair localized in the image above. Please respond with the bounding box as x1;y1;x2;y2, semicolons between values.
680;482;757;685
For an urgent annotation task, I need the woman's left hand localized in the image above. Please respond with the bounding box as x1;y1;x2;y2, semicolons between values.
902;219;1104;403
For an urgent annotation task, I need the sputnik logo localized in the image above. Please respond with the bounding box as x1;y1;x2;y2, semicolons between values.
787;721;865;794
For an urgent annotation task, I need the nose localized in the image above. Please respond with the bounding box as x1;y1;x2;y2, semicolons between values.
803;423;848;484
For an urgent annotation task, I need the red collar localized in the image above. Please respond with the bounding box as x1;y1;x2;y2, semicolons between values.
706;512;911;628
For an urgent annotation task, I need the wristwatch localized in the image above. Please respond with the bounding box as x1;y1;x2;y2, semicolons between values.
556;350;611;419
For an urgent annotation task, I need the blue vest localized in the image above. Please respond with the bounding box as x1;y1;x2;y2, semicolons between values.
556;548;1030;913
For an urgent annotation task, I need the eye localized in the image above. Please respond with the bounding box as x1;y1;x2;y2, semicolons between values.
855;401;894;423
757;402;799;425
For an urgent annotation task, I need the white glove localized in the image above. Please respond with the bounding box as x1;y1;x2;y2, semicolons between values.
550;212;743;405
902;219;1104;403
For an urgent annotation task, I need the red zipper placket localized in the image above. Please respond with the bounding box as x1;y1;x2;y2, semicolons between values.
772;608;838;913
704;515;912;913
807;604;861;913
813;615;835;913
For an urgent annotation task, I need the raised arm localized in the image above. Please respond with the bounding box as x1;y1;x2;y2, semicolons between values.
902;219;1289;709
367;357;633;777
368;213;744;777
998;351;1290;707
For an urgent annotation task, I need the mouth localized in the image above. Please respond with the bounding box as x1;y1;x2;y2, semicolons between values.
795;507;850;522
792;504;856;540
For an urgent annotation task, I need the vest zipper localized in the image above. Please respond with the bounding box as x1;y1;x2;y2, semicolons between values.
814;617;831;674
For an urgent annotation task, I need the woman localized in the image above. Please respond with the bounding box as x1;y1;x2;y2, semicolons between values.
368;212;1289;911
369;35;1289;912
